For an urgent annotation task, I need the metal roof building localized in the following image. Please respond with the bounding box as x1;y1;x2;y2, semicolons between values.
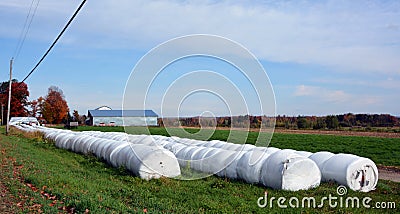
87;109;158;126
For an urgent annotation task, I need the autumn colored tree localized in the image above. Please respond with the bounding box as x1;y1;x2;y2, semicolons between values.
73;110;80;123
29;96;45;121
326;115;339;129
42;86;69;124
0;80;30;122
29;100;38;117
37;96;45;118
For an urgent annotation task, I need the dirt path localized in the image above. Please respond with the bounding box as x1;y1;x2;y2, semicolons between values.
273;129;400;138
0;180;18;213
181;126;400;138
0;140;19;213
378;166;400;183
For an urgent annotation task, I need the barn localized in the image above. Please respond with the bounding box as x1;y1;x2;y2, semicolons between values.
87;106;158;126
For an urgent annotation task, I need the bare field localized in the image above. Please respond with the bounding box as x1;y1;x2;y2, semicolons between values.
180;126;400;138
273;128;400;138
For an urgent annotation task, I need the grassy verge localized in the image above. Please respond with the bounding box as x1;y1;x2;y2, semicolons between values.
1;126;399;213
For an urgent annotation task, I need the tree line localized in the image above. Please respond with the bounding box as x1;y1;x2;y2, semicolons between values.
2;80;398;129
160;113;399;130
0;80;84;125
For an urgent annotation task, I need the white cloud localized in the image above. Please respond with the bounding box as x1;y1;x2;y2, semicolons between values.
2;0;399;116
311;76;400;90
294;85;351;103
294;85;318;96
288;84;389;115
293;83;387;107
2;0;399;74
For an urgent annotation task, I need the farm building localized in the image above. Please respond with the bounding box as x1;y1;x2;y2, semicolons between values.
87;106;158;126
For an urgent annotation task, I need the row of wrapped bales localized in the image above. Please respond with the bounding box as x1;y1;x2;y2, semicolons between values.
307;151;378;192
14;125;378;192
80;132;321;191
91;133;377;192
13;125;181;180
271;148;378;192
164;136;378;192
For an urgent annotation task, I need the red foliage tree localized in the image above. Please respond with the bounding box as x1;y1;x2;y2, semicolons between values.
0;81;30;122
29;100;38;117
42;86;69;124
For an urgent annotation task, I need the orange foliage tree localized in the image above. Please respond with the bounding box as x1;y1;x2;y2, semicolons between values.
42;86;69;124
0;80;30;122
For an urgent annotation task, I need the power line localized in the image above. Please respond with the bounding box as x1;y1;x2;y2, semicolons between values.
13;0;41;61
21;0;87;83
13;0;35;58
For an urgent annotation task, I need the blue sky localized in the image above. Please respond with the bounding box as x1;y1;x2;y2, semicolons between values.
0;0;399;117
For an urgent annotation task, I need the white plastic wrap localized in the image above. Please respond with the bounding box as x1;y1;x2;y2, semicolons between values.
236;149;272;184
321;154;378;192
308;151;335;176
216;151;247;179
260;149;321;191
19;125;181;180
13;124;379;192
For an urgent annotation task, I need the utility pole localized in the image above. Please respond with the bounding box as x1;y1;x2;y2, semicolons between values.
6;58;12;135
1;104;3;126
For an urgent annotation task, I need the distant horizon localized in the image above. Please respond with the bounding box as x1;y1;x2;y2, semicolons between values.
146;113;400;118
81;107;400;118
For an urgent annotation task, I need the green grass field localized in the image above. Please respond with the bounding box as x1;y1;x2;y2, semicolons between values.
71;126;400;166
1;126;399;213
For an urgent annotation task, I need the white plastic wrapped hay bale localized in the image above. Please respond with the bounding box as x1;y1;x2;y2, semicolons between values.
72;134;90;153
236;149;272;184
201;149;237;174
321;154;378;192
190;147;214;171
257;147;280;156
183;147;204;167
308;151;335;177
77;136;99;155
45;131;63;142
260;149;321;191
220;143;241;151
70;134;89;152
216;150;247;179
123;134;163;147
100;139;125;162
103;140;131;164
162;141;182;153
123;144;181;180
108;143;131;167
208;140;227;149
99;139;119;160
202;140;220;148
54;133;76;150
87;137;103;155
157;138;172;147
175;146;198;167
179;138;203;146
92;138;113;159
236;144;256;152
110;144;132;168
294;150;313;157
61;133;80;151
110;133;129;141
26;127;181;180
127;135;150;144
